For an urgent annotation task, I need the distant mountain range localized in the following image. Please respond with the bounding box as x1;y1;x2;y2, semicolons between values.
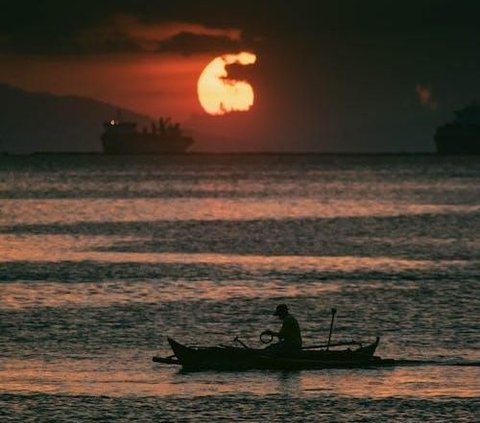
0;83;151;154
0;83;248;154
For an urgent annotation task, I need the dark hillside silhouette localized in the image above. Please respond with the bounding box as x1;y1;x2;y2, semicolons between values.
0;83;150;154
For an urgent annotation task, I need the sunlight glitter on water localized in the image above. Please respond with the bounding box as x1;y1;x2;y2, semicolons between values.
1;155;479;421
0;279;343;310
2;198;480;225
0;235;469;270
1;358;479;399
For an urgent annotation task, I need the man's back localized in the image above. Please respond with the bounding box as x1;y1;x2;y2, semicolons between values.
279;313;302;348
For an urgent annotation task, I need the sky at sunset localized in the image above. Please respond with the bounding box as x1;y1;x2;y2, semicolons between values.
1;0;480;152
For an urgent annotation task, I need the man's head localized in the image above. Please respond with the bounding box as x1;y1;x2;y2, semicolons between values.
273;304;289;319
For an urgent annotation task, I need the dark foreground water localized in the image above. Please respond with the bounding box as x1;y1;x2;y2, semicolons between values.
0;154;479;422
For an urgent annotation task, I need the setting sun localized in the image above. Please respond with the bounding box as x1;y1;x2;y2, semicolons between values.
197;52;256;115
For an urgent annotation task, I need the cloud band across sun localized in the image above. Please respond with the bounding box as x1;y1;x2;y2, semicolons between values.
77;16;246;54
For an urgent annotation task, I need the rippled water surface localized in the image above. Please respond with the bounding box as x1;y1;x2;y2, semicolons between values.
0;154;479;422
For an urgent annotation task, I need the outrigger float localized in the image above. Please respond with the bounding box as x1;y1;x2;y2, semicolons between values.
152;309;395;371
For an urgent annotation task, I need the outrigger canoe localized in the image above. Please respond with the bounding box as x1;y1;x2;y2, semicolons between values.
152;337;395;371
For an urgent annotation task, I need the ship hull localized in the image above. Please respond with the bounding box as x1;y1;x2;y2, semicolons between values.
434;124;480;155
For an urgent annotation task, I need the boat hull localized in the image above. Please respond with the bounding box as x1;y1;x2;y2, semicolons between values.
434;124;480;155
156;337;395;371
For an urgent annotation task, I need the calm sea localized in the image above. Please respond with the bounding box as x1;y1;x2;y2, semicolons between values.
0;154;479;422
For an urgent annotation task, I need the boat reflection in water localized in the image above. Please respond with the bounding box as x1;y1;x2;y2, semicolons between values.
101;116;194;154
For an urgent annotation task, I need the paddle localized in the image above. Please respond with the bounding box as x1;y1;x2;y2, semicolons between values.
326;308;337;351
233;335;250;349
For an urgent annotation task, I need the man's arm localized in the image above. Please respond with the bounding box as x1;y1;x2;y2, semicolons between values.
264;329;281;338
264;326;285;339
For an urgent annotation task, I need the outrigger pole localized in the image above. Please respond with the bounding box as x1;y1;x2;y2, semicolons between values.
326;308;337;351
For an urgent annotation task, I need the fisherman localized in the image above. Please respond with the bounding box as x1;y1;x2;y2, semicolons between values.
263;304;302;353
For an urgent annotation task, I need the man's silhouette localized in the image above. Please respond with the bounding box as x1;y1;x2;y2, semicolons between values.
264;304;302;353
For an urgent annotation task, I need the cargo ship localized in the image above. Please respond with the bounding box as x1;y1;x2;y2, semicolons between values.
101;116;194;154
434;103;480;154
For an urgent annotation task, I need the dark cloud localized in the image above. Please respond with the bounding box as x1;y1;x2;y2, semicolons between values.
0;0;256;55
155;32;247;55
1;1;479;55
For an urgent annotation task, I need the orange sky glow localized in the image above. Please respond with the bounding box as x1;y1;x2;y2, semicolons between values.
0;53;216;120
0;19;254;123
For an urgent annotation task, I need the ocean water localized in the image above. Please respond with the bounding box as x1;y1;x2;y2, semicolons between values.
0;154;479;422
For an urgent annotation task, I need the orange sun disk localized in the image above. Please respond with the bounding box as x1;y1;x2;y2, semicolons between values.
197;52;256;115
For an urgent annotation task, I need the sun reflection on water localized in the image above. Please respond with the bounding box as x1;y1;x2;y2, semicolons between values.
1;358;478;399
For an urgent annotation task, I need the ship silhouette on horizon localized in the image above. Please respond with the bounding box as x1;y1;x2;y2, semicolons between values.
434;103;480;154
101;113;194;154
